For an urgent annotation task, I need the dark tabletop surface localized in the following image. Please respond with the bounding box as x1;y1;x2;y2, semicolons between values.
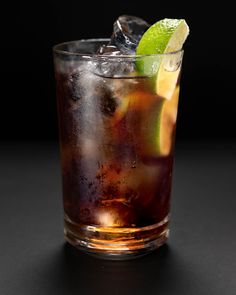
0;141;236;295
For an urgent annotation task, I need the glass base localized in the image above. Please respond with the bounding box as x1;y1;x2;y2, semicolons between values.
64;215;169;260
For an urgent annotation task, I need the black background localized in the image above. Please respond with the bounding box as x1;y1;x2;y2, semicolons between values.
1;0;235;141
1;1;236;294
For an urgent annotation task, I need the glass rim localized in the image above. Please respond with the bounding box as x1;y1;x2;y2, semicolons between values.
53;38;184;58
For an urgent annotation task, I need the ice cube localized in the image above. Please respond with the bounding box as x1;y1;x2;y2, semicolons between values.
110;15;149;54
76;63;120;119
100;91;118;116
63;61;94;103
93;54;135;77
87;74;118;117
97;44;121;56
94;44;134;76
92;14;149;77
66;71;82;101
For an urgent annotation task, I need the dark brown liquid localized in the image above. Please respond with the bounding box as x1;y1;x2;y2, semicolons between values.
56;69;175;228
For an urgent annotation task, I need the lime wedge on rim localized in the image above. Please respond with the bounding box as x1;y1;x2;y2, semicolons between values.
136;18;189;156
136;18;189;99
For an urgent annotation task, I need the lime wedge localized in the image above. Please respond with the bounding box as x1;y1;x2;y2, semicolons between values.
136;18;189;99
135;18;189;156
156;85;180;155
136;86;179;157
137;19;189;55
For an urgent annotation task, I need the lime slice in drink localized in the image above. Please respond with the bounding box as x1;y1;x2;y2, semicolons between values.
136;86;179;157
155;85;180;155
136;18;189;99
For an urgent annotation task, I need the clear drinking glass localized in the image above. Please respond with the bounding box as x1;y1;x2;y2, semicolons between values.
53;39;183;259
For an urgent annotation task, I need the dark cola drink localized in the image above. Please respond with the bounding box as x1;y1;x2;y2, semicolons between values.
53;37;183;259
